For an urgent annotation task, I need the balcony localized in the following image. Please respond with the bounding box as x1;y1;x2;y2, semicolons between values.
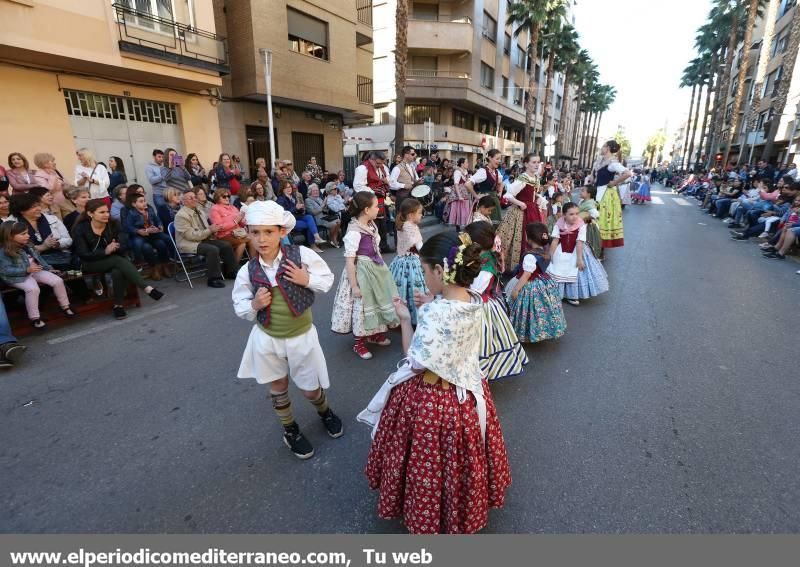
112;3;230;75
408;16;473;55
356;0;373;46
357;75;373;105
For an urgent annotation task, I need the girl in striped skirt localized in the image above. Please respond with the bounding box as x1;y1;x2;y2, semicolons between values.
465;222;528;381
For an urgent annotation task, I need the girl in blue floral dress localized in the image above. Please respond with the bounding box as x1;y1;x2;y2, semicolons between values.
505;223;566;343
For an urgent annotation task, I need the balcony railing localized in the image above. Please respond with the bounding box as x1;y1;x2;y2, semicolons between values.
357;75;373;105
408;15;473;24
357;0;373;26
112;3;229;75
408;70;471;79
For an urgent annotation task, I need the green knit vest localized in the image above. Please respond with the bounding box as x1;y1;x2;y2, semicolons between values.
257;286;313;338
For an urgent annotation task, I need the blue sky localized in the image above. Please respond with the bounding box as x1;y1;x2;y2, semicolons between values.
571;0;713;156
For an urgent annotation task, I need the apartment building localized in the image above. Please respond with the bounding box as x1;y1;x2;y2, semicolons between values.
212;0;374;176
346;0;578;165
0;0;227;188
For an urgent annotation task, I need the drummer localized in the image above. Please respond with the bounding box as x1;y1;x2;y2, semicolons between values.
465;148;504;224
353;150;400;252
389;145;426;210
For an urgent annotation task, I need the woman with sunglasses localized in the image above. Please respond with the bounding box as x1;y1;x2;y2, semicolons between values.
208;190;248;264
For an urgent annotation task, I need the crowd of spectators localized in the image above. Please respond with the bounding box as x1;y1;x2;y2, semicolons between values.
673;161;800;273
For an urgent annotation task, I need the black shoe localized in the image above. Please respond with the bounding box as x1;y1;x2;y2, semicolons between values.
147;288;164;300
207;278;226;288
282;423;314;460
0;357;12;369
113;306;127;320
320;408;344;438
728;222;742;229
1;343;26;365
730;234;747;240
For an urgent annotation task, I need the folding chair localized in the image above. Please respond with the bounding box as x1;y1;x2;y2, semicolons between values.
167;222;207;288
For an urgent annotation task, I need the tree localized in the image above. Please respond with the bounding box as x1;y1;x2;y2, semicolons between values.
537;2;570;154
685;57;705;171
507;0;560;153
679;59;701;168
613;126;632;160
561;48;591;163
569;58;598;164
723;0;763;164
393;0;409;152
645;129;667;167
549;26;580;161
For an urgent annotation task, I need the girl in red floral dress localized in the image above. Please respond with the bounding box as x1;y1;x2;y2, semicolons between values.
359;231;511;534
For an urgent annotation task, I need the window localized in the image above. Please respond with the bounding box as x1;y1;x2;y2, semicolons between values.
511;128;523;142
555;94;562;110
480;62;495;90
410;55;438;76
757;109;773;131
412;2;438;21
763;66;784;97
479;116;492;134
724;102;734;125
404;104;440;124
778;0;797;20
452;108;474;130
772;30;789;56
288;8;329;61
63;89;178;124
513;82;523;106
482;11;497;42
504;33;511;55
118;0;174;33
516;45;526;68
502;76;509;98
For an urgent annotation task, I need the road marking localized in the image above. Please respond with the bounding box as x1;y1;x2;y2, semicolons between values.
651;196;664;204
47;303;180;345
672;198;691;206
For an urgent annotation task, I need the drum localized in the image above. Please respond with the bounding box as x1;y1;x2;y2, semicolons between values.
411;184;434;211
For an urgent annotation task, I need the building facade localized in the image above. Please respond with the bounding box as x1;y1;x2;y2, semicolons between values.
345;0;578;165
0;0;227;190
212;0;374;177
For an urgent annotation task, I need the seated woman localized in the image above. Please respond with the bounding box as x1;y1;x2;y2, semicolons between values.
0;221;75;329
110;185;128;221
249;180;274;202
0;193;17;223
196;187;214;216
72;199;164;319
124;192;173;280
208;190;249;265
305;183;341;247
6;153;38;194
11;191;73;270
73;148;110;201
157;188;182;230
108;156;128;191
62;187;90;231
32;152;68;218
275;180;324;252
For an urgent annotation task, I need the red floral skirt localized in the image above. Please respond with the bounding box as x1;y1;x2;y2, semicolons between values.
365;374;511;534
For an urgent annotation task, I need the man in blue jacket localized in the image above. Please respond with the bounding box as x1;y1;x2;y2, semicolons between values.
0;300;27;369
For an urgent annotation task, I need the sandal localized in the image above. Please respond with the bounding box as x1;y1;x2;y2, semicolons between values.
30;319;47;330
61;306;76;318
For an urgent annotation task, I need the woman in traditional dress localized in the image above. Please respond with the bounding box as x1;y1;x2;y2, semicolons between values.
589;140;631;250
496;153;548;270
446;158;473;229
360;231;511;534
466;149;504;224
632;172;652;204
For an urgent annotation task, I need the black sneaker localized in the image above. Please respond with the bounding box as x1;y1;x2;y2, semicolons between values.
113;306;127;320
2;343;27;365
320;409;344;438
282;423;314;459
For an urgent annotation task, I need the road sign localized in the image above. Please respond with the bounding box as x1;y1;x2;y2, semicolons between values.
545;134;557;145
544;144;555;157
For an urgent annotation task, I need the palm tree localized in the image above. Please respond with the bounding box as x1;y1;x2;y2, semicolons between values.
507;0;557;153
724;0;765;164
393;0;409;151
560;48;590;163
679;60;700;169
685;59;705;171
548;25;579;162
708;0;742;162
761;4;800;161
579;83;601;166
592;85;616;160
569;59;597;164
741;0;780;164
537;3;570;155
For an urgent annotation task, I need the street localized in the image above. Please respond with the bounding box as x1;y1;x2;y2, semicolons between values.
2;187;800;534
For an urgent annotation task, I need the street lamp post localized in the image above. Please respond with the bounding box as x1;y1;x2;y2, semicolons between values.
259;48;277;175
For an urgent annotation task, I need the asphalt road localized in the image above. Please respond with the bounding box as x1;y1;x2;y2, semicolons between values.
2;188;800;533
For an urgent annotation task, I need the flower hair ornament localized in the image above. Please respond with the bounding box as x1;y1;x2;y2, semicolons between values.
442;233;475;284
